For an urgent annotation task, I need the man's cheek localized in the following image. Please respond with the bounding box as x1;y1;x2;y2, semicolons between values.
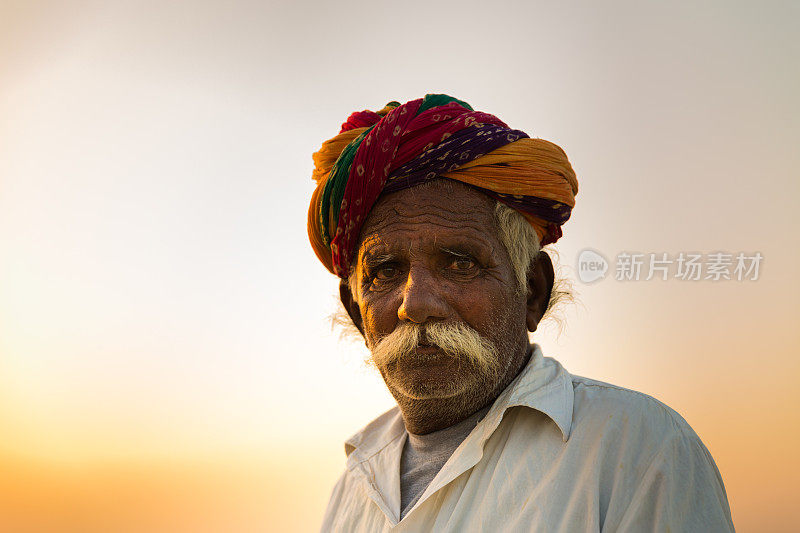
363;306;391;340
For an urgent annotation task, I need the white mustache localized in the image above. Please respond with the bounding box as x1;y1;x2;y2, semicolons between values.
369;321;500;375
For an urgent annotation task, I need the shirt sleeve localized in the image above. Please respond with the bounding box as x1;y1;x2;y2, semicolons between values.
607;426;735;532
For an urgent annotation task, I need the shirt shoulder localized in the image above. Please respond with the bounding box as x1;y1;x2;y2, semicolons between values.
569;373;696;442
565;375;733;530
565;373;707;490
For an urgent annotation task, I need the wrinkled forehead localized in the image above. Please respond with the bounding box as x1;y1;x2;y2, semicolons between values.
355;180;500;258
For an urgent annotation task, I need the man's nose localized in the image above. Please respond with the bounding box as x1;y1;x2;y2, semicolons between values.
397;266;450;324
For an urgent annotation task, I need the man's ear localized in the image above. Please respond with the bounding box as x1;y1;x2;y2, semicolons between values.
339;280;365;336
526;250;554;332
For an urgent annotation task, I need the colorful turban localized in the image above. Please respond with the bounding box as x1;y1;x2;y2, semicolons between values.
308;94;579;278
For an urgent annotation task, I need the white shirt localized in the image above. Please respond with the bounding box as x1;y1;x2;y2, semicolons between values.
321;345;735;532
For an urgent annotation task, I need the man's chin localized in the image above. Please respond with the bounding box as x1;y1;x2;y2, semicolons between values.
390;381;468;401
381;357;476;400
397;379;468;399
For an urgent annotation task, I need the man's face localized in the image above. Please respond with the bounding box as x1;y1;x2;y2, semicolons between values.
349;181;530;406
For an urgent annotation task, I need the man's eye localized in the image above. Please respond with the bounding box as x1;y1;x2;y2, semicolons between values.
374;265;399;280
448;257;476;271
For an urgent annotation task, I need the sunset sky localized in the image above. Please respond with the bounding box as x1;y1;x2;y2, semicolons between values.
1;1;798;531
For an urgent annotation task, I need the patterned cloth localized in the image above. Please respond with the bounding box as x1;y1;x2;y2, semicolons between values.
308;94;579;278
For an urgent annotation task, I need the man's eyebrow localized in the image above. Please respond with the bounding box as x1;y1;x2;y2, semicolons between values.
361;252;399;268
439;243;485;258
439;246;473;257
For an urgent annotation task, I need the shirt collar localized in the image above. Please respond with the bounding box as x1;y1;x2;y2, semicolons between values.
343;343;574;465
485;343;574;442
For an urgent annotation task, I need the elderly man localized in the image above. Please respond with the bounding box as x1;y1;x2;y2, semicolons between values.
308;95;734;531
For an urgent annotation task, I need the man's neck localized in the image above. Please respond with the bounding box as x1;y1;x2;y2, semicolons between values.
395;344;533;435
